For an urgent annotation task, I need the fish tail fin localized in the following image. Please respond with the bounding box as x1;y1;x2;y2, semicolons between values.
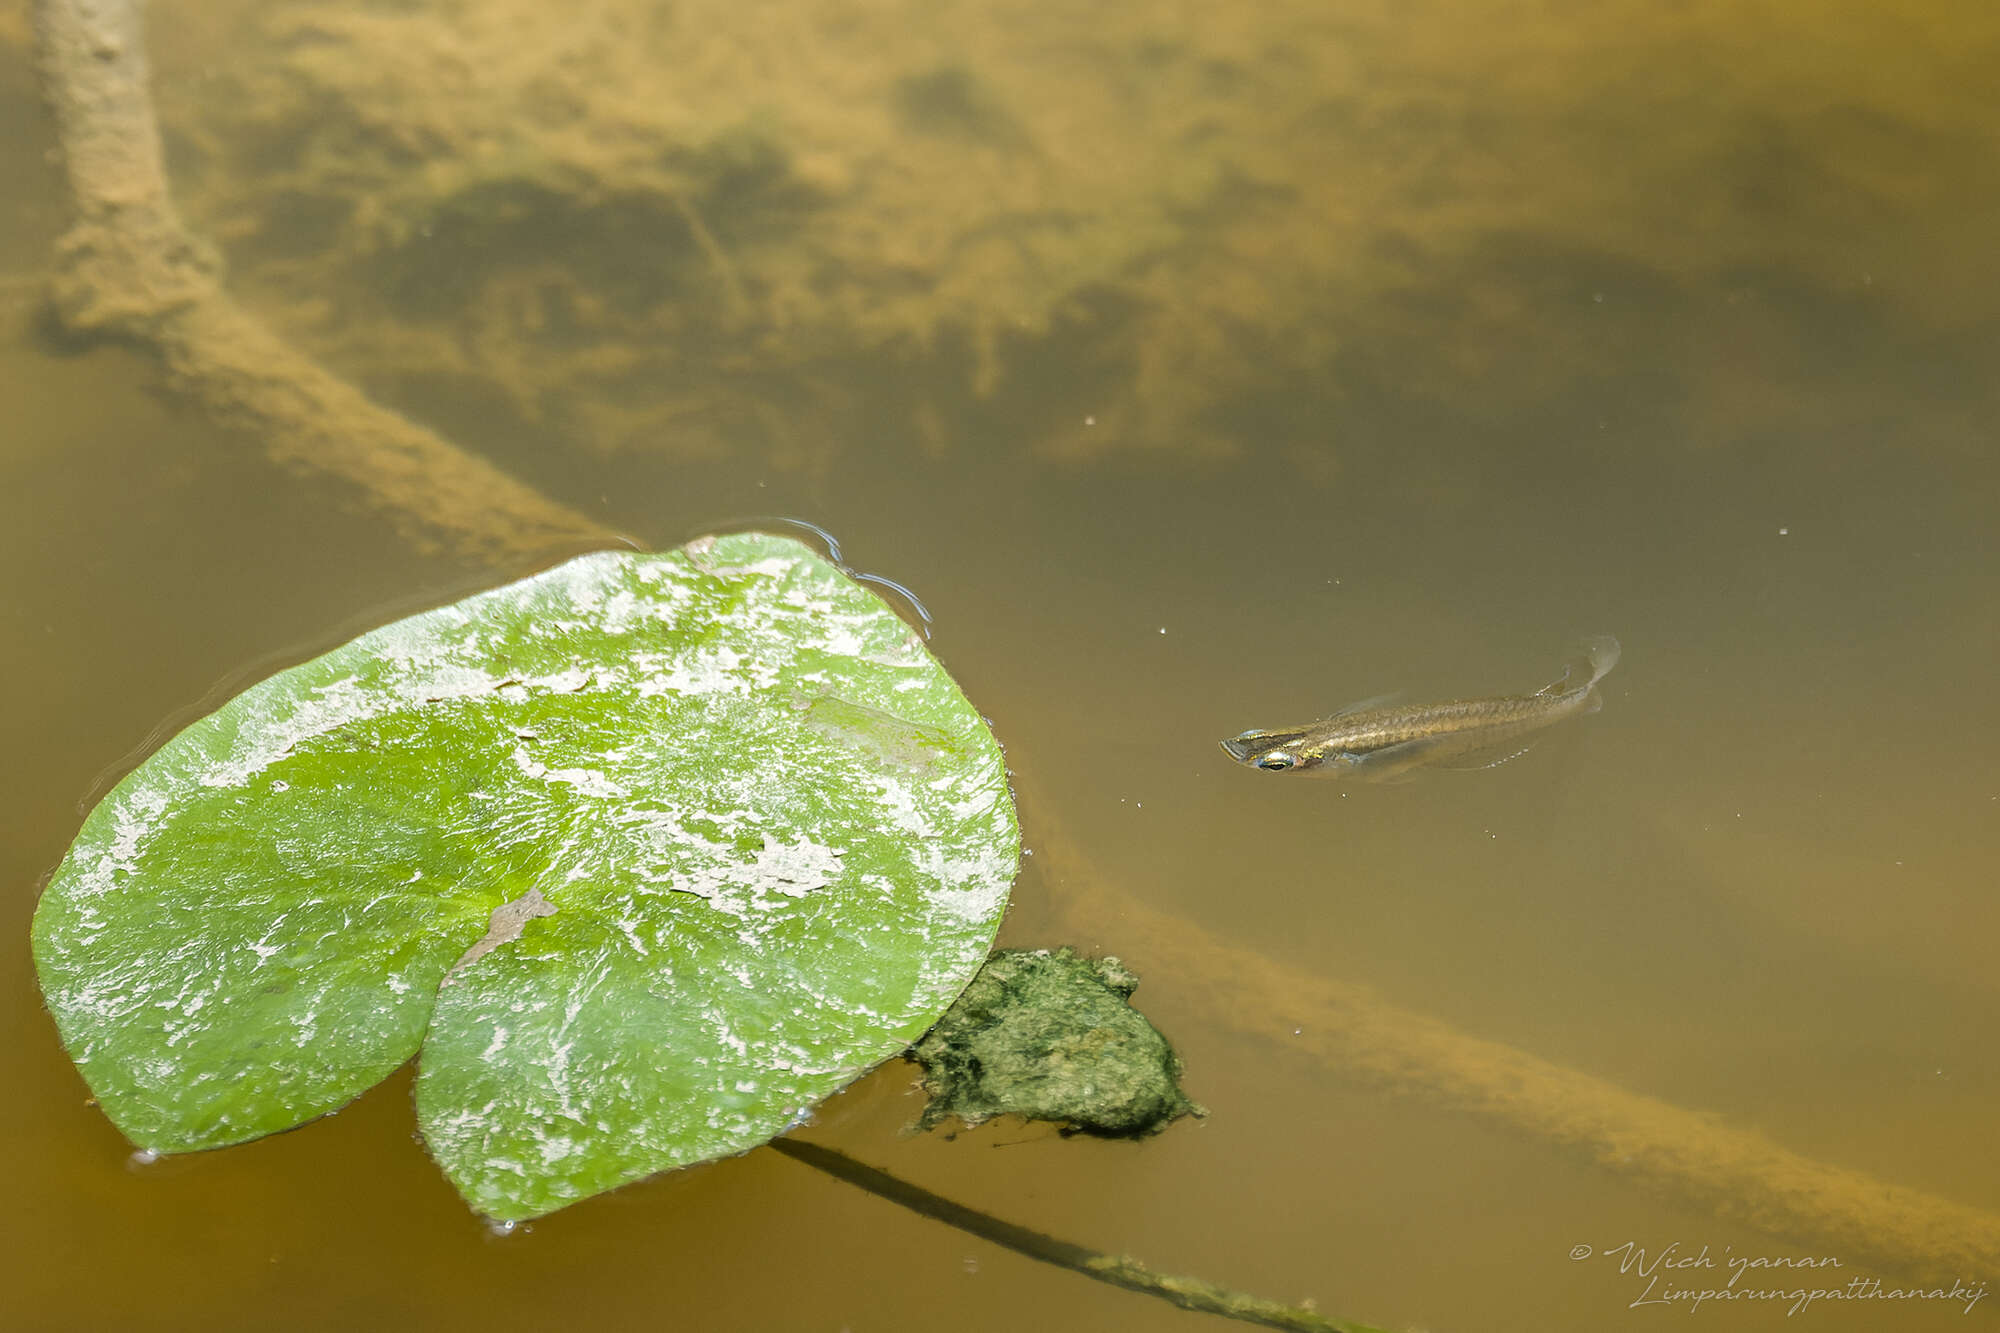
1540;634;1622;696
1577;634;1621;687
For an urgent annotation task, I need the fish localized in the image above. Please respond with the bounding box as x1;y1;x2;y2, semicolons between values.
1219;635;1621;781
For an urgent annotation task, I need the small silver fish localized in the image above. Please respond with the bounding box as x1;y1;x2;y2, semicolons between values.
1221;635;1621;781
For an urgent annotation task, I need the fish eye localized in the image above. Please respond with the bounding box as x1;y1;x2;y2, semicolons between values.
1256;753;1295;771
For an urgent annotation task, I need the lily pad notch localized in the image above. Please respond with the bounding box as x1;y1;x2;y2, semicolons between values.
33;532;1019;1220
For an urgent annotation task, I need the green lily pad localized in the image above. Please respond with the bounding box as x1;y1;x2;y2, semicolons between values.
32;533;1017;1219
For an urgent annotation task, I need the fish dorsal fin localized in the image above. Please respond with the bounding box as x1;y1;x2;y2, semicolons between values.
1329;691;1404;718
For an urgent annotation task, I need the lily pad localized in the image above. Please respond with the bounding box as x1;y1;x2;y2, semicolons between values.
31;533;1017;1219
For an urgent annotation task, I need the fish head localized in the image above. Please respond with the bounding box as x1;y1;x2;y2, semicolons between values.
1220;728;1346;773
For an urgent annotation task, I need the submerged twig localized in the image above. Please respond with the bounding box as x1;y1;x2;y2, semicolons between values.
33;0;619;562
772;1138;1382;1333
1023;785;2000;1284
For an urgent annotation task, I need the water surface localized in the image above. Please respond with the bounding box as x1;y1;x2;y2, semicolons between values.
4;1;1998;1329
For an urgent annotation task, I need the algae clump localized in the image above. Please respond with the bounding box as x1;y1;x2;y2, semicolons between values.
912;948;1199;1138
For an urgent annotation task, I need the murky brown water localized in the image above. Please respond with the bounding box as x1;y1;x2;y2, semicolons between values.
5;1;1999;1329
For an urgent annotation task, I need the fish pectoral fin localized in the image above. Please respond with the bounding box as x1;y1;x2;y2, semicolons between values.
1343;734;1445;780
1353;734;1538;775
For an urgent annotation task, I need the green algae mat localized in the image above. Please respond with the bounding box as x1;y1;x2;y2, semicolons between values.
32;533;1018;1220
